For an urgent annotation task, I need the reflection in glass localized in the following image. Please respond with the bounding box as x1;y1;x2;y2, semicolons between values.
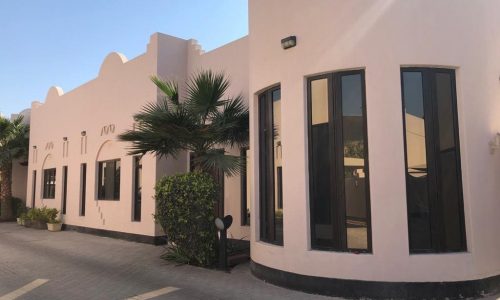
273;90;283;244
341;74;368;250
98;159;121;200
310;78;333;247
403;71;432;250
259;87;283;245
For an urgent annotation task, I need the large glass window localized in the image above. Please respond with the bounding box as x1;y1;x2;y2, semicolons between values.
308;70;371;252
97;159;121;200
42;168;56;199
402;68;466;253
259;86;283;245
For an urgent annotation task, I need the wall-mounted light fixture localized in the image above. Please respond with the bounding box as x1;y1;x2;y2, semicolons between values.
281;36;297;50
489;133;500;154
63;137;68;141
81;131;86;136
33;145;37;149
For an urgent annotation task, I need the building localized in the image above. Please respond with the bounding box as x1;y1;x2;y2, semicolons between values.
24;0;499;298
27;34;249;243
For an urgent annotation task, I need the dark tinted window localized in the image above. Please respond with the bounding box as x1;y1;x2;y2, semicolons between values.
97;160;121;200
402;68;466;253
43;168;56;199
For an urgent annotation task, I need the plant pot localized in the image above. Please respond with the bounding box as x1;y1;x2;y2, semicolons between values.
31;220;48;230
47;223;62;232
23;219;32;227
17;218;22;225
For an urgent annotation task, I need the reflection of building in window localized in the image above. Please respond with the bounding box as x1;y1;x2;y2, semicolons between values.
97;159;121;200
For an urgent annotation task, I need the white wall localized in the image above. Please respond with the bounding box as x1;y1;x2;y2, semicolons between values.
248;0;500;282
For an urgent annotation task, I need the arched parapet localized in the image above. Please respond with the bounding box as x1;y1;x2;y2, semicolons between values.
44;86;64;105
98;52;128;78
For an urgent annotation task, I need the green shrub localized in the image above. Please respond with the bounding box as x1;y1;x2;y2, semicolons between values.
27;206;58;223
155;172;217;266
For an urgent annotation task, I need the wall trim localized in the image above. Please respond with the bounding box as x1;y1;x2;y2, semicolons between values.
62;224;166;245
250;260;500;299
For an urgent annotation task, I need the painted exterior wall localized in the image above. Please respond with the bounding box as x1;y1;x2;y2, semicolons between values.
187;37;250;240
248;0;500;282
27;33;250;240
27;34;185;237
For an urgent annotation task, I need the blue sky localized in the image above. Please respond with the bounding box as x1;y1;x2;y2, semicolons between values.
0;0;248;116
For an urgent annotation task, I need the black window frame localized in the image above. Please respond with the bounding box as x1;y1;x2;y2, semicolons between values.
31;170;37;207
401;67;467;253
80;163;87;216
62;166;68;214
258;85;284;246
133;156;142;222
241;147;250;226
97;159;121;201
307;69;372;253
42;168;56;199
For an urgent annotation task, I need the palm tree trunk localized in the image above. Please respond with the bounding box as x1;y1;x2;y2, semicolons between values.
0;162;14;221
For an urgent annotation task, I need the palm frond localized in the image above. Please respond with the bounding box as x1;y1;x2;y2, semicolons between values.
186;70;229;121
194;150;244;177
151;76;180;106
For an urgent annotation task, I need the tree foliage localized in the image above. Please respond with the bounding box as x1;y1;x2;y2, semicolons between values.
119;70;249;176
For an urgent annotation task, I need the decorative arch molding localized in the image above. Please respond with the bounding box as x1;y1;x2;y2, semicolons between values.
95;139;126;162
41;153;55;170
98;52;128;78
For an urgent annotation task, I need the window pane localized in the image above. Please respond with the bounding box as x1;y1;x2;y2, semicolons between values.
341;74;368;250
310;78;333;247
259;88;283;245
98;160;120;200
436;73;455;151
435;72;464;251
403;71;432;250
273;91;283;244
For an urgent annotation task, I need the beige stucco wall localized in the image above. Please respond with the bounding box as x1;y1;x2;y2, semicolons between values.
27;34;187;237
187;37;251;240
248;0;500;282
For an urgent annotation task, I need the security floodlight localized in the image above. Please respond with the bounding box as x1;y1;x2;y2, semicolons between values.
281;36;297;50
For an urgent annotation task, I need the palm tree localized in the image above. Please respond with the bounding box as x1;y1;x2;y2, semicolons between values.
119;69;249;176
0;115;30;220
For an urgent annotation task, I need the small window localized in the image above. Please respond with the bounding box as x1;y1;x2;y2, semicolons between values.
43;168;56;199
62;166;68;214
133;156;142;221
97;159;121;200
80;163;87;216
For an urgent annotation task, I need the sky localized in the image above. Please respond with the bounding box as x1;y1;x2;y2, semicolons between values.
0;0;248;117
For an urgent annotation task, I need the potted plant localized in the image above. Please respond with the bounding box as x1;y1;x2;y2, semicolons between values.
47;218;62;232
46;208;62;232
17;212;25;225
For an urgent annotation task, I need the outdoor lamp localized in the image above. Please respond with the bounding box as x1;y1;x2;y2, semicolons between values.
281;36;297;50
215;215;233;271
63;137;68;141
33;145;37;149
81;131;86;136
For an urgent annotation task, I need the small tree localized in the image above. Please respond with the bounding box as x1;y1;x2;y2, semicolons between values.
0;115;29;221
119;70;249;176
155;172;217;266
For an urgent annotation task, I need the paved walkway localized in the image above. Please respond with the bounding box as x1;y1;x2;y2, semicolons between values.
0;223;333;300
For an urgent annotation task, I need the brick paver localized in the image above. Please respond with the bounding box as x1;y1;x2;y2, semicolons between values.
0;223;332;300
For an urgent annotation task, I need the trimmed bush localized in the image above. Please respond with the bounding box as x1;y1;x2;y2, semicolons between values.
155;172;217;266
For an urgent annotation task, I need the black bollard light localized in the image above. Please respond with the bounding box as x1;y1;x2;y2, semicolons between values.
215;215;233;271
